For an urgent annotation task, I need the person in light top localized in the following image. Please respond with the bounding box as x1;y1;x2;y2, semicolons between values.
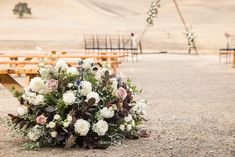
130;33;137;49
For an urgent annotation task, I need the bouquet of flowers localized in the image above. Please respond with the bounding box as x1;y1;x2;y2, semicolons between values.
146;0;160;25
185;27;196;48
8;59;148;149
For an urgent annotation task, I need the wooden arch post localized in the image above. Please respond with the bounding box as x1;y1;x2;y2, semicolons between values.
172;0;198;54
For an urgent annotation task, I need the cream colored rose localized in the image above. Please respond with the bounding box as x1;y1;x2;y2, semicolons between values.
67;67;79;76
80;81;92;96
17;106;28;116
74;119;90;136
92;120;109;136
29;77;45;93
50;131;57;138
100;107;114;119
55;60;68;71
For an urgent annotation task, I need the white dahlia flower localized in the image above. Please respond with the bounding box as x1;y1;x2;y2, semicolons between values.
86;92;100;104
63;91;76;105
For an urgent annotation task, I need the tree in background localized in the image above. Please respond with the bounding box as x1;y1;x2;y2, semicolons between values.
13;2;31;18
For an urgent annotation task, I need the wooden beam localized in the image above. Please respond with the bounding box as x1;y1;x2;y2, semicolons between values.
233;53;235;68
0;74;23;91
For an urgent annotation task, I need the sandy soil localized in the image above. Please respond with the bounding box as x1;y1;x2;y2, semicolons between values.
0;54;234;157
0;0;235;52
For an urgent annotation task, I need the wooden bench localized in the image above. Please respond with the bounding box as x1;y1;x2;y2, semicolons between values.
0;68;38;91
0;54;123;67
0;59;121;92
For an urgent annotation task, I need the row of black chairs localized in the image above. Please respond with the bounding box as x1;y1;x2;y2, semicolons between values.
83;34;141;52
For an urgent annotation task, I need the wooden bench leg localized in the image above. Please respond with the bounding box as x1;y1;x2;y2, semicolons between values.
233;53;235;68
111;64;118;74
0;74;23;92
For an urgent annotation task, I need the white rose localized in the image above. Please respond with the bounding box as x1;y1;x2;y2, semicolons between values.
54;114;61;120
50;131;57;138
92;120;109;136
67;115;73;122
29;77;45;93
111;104;118;110
28;131;40;141
131;120;135;127
47;121;56;128
100;68;110;76
94;70;102;81
109;78;118;91
63;121;70;128
63;91;76;105
126;124;132;131
33;95;44;105
55;60;68;71
131;100;148;115
100;107;114;119
82;58;94;69
80;81;92;96
124;114;133;122
67;83;74;88
67;67;79;76
17;106;28;116
28;125;41;141
86;92;100;104
74;119;90;136
119;124;125;131
82;62;92;69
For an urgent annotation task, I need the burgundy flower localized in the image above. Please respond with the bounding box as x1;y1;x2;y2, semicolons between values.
225;33;231;38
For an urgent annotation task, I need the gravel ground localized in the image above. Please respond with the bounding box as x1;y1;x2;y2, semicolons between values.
0;54;235;157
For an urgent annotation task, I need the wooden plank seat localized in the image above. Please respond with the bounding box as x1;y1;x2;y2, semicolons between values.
0;54;123;60
0;54;123;67
0;60;121;72
0;68;38;91
0;59;121;92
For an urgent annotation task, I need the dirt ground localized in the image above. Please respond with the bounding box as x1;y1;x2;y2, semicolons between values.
0;0;235;52
0;54;234;157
